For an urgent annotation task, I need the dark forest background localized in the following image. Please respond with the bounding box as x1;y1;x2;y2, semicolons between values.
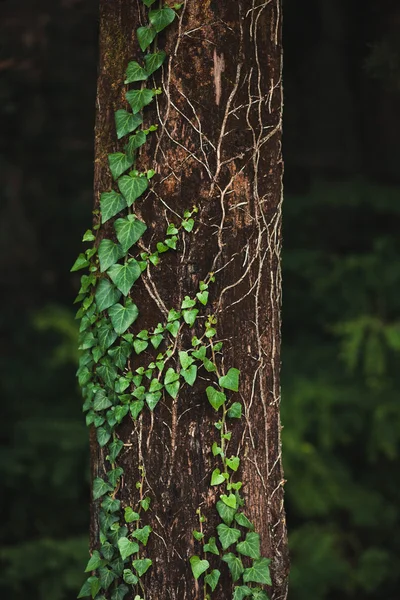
1;0;400;598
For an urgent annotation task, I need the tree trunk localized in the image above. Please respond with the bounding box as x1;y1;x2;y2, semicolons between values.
88;1;288;599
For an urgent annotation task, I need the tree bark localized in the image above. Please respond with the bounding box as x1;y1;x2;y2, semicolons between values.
90;1;288;599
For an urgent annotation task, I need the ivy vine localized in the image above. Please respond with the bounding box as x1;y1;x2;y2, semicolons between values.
73;2;272;599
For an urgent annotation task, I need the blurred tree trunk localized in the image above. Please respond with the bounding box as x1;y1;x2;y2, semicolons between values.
90;1;288;598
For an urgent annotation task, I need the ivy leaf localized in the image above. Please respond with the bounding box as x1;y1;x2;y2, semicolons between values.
179;350;194;370
126;88;155;114
142;0;157;7
182;217;195;232
236;532;261;559
219;368;240;392
243;557;272;585
126;131;147;158
97;427;111;447
118;175;149;207
114;214;147;252
183;308;198;327
117;537;139;560
196;290;209;305
93;477;113;500
97;359;118;388
108;342;131;370
108;438;123;462
181;364;197;386
203;536;219;555
141;497;151;511
149;7;176;32
109;299;139;335
93;389;112;412
125;61;148;83
235;512;255;530
181;295;196;309
211;468;225;486
98;239;122;272
226;456;240;472
216;499;236;525
222;553;245;583
95;279;121;312
132;525;152;546
132;558;152;577
217;523;241;550
123;569;138;585
189;556;209;579
166;320;180;337
232;585;253;600
144;50;166;75
250;590;270;600
84;550;103;572
205;569;220;592
78;576;100;599
107;259;142;296
206;386;226;411
101;496;120;513
71;253;89;272
97;321;118;350
136;26;157;52
221;493;237;509
108;153;133;180
100;542;115;561
115;110;143;139
133;338;148;354
130;400;144;420
227;402;242;419
111;584;129;600
124;507;140;523
146;391;161;410
100;190;127;224
98;567;116;590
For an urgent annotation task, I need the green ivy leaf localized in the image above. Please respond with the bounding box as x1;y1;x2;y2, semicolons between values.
114;214;147;252
235;512;255;530
206;386;226;411
108;342;131;370
108;153;133;180
203;536;219;555
100;542;115;561
205;569;220;591
181;295;196;309
183;308;198;326
182;217;195;232
144;50;166;75
248;589;269;600
216;500;236;526
192;529;204;541
149;7;176;32
108;438;123;462
125;131;147;159
107;466;124;486
126;88;155;114
136;26;157;52
109;299;139;335
211;468;225;486
97;359;118;388
130;400;144;420
78;577;97;598
222;554;245;583
124;507;140;523
166;320;180;337
217;523;241;550
221;493;237;509
100;190;127;224
97;426;111;447
117;537;140;560
189;556;209;579
141;497;151;511
232;585;253;600
98;239;122;272
101;496;120;513
125;61;148;83
219;367;240;392
98;567;116;590
93;477;113;500
84;550;103;572
132;525;152;546
71;253;89;272
123;569;138;585
142;0;157;6
236;532;261;559
146;391;161;411
151;333;163;349
111;584;129;600
118;175;149;207
227;402;242;419
179;350;194;370
196;290;208;305
181;364;197;386
115;110;143;140
243;557;272;585
107;259;141;296
133;338;148;354
95;279;121;312
226;456;240;472
132;558;152;577
93;389;112;412
97;321;118;350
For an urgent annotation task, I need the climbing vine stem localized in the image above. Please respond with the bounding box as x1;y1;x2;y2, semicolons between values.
73;1;272;599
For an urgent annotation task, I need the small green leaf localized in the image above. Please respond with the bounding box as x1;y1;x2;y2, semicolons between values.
192;529;204;541
141;497;151;511
166;320;180;337
206;386;226;411
126;88;155;114
211;468;225;486
216;500;236;526
221;493;237;509
233;585;253;600
114;214;147;252
118;537;139;560
125;131;147;159
97;321;118;350
108;438;123;462
108;153;133;180
212;442;223;457
142;0;157;6
107;259;141;296
146;391;161;411
227;402;242;419
132;525;152;546
149;7;176;32
78;577;100;599
182;218;195;232
132;558;152;577
99;567;116;590
93;477;113;500
134;338;148;354
181;364;197;386
179;350;194;370
82;230;95;242
226;456;240;472
136;26;157;52
151;333;163;348
219;368;240;392
98;239;122;272
109;299;139;335
123;569;138;585
183;308;198;326
189;555;209;579
95;279;121;312
124;507;140;523
217;523;241;550
243;557;272;585
181;296;196;309
204;536;219;555
144;50;166;75
205;569;220;592
235;512;255;530
118;175;149;206
236;532;261;559
111;584;129;600
71;253;89;272
100;190;127;224
97;427;111;447
125;61;148;83
130;400;144;420
93;389;112;412
85;550;103;572
196;290;208;305
115;110;143;139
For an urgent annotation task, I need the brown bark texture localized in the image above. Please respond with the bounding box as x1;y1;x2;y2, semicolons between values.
90;1;288;599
